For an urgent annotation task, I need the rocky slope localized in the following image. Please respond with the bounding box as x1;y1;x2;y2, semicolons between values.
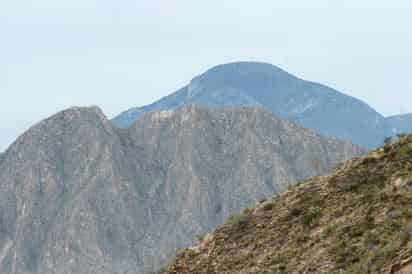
112;62;407;148
0;105;361;274
165;134;412;274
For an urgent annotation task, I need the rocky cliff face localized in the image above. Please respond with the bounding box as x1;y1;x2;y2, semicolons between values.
164;134;412;274
112;62;398;148
0;105;362;274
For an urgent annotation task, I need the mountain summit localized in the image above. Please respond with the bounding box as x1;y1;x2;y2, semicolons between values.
113;62;410;148
113;62;388;148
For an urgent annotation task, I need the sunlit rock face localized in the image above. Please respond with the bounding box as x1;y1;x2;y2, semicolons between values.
0;105;362;274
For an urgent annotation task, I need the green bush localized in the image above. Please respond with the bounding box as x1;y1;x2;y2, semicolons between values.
226;212;249;226
303;206;322;227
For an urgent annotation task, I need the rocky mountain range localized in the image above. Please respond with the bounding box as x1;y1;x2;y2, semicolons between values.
164;134;412;274
112;62;411;149
0;105;362;274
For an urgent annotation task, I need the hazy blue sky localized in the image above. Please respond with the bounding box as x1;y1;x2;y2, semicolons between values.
1;1;412;151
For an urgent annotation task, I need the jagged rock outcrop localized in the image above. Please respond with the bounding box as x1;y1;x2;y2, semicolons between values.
0;105;362;274
165;134;412;274
112;62;401;148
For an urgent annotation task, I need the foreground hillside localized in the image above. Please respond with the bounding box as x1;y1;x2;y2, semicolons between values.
0;105;361;274
113;62;410;148
165;134;412;274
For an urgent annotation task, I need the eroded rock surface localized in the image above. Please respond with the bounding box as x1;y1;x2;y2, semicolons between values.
0;105;362;274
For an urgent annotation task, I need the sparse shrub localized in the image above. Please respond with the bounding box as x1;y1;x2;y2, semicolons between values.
399;230;411;247
328;238;360;265
397;143;412;159
149;268;167;274
303;206;322;227
343;172;386;194
262;202;274;211
296;233;311;243
347;216;374;238
397;133;407;141
362;155;378;165
289;207;302;217
384;220;402;233
364;231;380;247
243;207;253;214
195;234;204;242
342;181;360;192
322;223;338;239
384;137;392;146
400;208;412;219
384;137;392;153
369;240;401;268
226;212;249;227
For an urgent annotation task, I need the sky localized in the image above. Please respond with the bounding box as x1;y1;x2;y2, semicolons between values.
1;0;412;151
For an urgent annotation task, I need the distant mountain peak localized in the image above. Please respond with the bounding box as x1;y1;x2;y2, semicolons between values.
200;61;289;75
112;62;393;148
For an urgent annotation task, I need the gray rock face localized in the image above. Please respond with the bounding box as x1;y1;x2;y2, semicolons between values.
112;62;409;148
0;105;363;274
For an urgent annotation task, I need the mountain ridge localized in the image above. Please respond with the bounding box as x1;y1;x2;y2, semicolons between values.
0;104;362;274
113;62;409;149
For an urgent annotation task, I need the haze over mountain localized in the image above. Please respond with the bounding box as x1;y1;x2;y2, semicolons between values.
113;62;411;149
0;105;361;274
385;113;412;136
